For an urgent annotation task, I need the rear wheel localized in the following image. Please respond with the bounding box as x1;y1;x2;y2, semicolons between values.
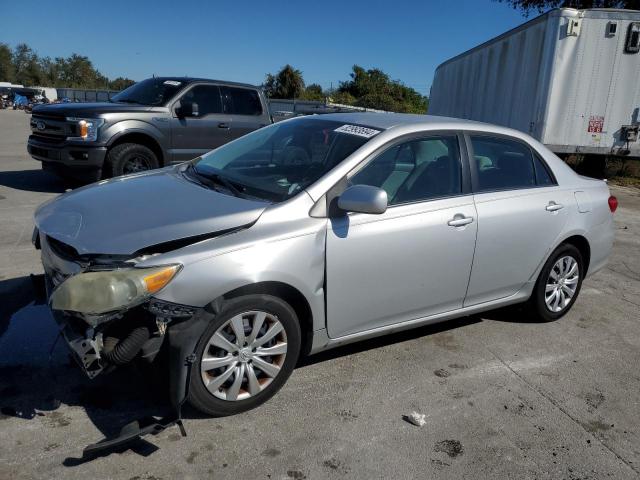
188;295;301;416
104;143;159;178
528;244;584;322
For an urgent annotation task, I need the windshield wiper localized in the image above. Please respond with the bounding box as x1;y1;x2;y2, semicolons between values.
188;165;246;198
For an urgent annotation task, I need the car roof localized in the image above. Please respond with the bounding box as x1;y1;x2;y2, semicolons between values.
152;76;260;89
314;112;490;131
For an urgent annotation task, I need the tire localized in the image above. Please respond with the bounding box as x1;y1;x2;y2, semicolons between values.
188;294;301;416
104;143;159;178
528;243;584;322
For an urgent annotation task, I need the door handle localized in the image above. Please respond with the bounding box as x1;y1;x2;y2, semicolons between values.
546;201;564;212
218;122;230;129
448;214;474;227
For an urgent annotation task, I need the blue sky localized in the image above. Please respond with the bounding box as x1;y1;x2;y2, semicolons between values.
1;0;528;95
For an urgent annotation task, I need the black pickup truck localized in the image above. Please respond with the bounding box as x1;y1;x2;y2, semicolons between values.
28;77;272;182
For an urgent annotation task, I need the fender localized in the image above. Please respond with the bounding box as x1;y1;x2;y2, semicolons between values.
103;119;169;152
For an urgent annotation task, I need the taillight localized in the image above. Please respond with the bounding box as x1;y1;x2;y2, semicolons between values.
608;195;618;213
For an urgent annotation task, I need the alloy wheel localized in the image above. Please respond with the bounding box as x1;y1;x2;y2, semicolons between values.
200;310;288;401
545;255;579;313
122;156;150;174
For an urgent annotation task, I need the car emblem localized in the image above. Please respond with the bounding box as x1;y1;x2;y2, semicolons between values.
36;120;46;131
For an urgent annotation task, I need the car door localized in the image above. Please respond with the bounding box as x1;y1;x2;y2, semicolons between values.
463;133;570;306
325;133;478;338
221;86;270;141
169;84;232;163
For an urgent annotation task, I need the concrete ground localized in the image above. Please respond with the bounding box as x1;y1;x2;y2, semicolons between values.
0;108;639;480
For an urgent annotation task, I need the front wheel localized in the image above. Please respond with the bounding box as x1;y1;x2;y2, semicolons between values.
528;243;584;322
188;295;301;416
104;143;159;178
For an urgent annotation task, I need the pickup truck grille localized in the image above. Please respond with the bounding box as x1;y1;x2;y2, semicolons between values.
30;114;77;141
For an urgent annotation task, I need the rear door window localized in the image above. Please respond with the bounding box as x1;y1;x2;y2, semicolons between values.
469;136;537;192
222;87;263;115
533;153;556;186
181;85;223;116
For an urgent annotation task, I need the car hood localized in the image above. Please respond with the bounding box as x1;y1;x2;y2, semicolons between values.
35;168;269;256
33;102;163;117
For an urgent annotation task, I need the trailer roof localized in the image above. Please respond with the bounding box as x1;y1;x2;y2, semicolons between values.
434;8;640;73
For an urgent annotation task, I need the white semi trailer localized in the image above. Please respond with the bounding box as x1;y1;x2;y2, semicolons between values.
429;8;640;161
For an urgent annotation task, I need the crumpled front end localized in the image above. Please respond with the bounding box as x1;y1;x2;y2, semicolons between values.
37;230;197;379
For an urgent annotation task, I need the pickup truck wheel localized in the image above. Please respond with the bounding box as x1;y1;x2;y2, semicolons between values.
188;294;301;416
104;143;159;178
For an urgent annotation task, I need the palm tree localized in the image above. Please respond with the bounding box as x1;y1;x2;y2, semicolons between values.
264;65;305;99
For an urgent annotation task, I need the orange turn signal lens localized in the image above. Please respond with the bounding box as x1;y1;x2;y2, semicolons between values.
143;265;180;294
78;120;88;138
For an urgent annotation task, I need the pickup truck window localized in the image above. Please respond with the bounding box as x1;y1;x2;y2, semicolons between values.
181;85;223;116
192;118;377;202
111;78;184;106
222;86;263;115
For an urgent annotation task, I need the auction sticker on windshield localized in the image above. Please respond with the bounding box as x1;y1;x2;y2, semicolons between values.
334;124;381;138
164;80;182;86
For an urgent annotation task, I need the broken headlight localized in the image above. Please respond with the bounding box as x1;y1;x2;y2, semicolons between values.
50;265;181;315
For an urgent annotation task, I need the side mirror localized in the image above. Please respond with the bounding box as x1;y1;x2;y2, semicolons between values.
177;101;199;118
337;185;388;215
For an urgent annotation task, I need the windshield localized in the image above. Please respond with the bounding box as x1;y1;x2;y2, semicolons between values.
111;78;184;106
193;118;381;202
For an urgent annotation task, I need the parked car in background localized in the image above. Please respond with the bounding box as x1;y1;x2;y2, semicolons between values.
27;77;272;182
33;113;615;417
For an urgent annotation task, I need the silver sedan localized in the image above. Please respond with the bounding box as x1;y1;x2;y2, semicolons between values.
36;113;616;417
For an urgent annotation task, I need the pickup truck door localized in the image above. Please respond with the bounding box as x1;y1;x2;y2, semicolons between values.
169;84;232;163
221;86;271;141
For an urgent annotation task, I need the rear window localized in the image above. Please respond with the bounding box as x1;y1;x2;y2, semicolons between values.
222;86;263;115
470;136;537;192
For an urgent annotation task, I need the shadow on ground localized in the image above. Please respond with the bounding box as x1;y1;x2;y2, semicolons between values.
0;169;67;193
0;275;538;466
0;275;168;466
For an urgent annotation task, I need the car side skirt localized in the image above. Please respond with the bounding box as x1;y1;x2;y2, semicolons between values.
310;283;534;354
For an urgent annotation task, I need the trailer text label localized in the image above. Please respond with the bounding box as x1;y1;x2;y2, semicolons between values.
588;115;605;133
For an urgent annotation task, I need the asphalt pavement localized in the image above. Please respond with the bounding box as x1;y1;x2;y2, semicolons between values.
1;108;639;479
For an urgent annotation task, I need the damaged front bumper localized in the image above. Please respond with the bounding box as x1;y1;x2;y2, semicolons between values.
48;297;199;379
36;229;198;379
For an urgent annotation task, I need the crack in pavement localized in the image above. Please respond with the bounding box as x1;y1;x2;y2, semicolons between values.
486;347;639;476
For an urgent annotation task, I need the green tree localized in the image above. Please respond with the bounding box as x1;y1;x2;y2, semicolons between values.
61;54;103;88
2;42;136;89
39;56;66;86
299;83;325;101
496;0;640;15
327;90;356;105
337;65;428;113
109;77;135;91
13;43;43;86
263;64;305;99
0;43;14;82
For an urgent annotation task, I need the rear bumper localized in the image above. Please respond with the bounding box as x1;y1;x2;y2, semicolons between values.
586;216;615;277
28;136;107;179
